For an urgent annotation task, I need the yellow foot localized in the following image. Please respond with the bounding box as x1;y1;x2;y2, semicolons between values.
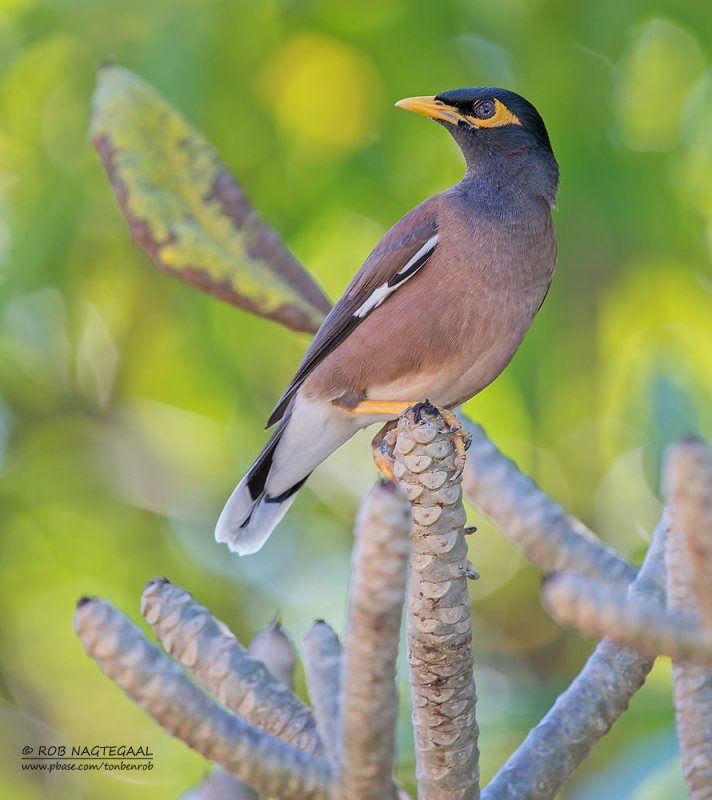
436;408;471;479
343;399;419;416
438;407;461;433
373;445;397;482
371;420;399;481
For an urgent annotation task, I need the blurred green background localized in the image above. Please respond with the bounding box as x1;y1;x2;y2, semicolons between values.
1;0;711;797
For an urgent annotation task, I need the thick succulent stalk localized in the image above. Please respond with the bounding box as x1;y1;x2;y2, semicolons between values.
141;579;323;756
392;404;479;800
74;597;333;800
664;440;712;799
303;620;343;765
483;519;667;800
182;619;299;800
339;483;411;800
459;414;635;584
542;565;712;665
664;439;712;633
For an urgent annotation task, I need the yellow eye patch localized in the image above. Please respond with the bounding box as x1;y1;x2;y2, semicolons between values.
466;98;521;129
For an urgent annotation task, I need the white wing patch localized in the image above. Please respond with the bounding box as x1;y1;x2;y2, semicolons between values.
353;284;391;318
353;233;438;319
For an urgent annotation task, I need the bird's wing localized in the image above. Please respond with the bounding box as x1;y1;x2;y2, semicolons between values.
266;199;440;427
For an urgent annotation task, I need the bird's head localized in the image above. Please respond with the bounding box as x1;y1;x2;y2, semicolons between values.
396;87;558;203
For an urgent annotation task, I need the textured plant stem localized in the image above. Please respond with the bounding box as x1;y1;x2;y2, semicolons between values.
459;414;635;584
664;439;712;632
74;597;333;800
483;521;667;800
340;482;411;800
393;404;479;800
664;441;712;799
141;579;323;755
303;620;342;764
185;619;299;800
543;567;712;665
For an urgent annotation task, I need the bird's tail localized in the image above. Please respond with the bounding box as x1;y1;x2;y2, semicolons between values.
215;396;361;555
215;421;309;555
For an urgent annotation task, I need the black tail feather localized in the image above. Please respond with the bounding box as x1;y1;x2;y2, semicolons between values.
246;420;287;500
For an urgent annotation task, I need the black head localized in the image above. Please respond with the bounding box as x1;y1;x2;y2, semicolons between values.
434;87;553;154
396;87;558;202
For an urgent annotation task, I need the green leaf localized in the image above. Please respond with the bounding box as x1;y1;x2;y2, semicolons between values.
90;66;331;334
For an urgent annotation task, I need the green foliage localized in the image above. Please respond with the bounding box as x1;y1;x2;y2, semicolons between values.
1;2;710;798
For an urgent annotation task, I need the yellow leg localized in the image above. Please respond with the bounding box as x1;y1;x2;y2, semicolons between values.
343;399;420;416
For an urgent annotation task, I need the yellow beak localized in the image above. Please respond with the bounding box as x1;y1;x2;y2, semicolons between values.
394;95;465;125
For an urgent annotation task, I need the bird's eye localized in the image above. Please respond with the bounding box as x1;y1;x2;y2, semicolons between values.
473;99;496;119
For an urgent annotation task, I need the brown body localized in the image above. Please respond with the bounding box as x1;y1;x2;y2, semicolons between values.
304;186;556;410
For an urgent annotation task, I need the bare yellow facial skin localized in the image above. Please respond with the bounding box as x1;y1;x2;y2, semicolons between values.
396;95;521;129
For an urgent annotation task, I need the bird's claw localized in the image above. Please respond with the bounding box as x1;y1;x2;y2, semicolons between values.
434;408;470;479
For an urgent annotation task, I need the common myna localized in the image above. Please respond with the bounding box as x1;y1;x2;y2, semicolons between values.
216;87;559;555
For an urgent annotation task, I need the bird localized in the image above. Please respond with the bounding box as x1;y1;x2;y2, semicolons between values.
216;87;559;555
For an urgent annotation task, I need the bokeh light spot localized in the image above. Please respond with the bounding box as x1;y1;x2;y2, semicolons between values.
613;18;705;151
259;32;383;154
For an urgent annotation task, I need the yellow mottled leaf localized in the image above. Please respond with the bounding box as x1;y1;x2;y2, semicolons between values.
91;66;331;333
